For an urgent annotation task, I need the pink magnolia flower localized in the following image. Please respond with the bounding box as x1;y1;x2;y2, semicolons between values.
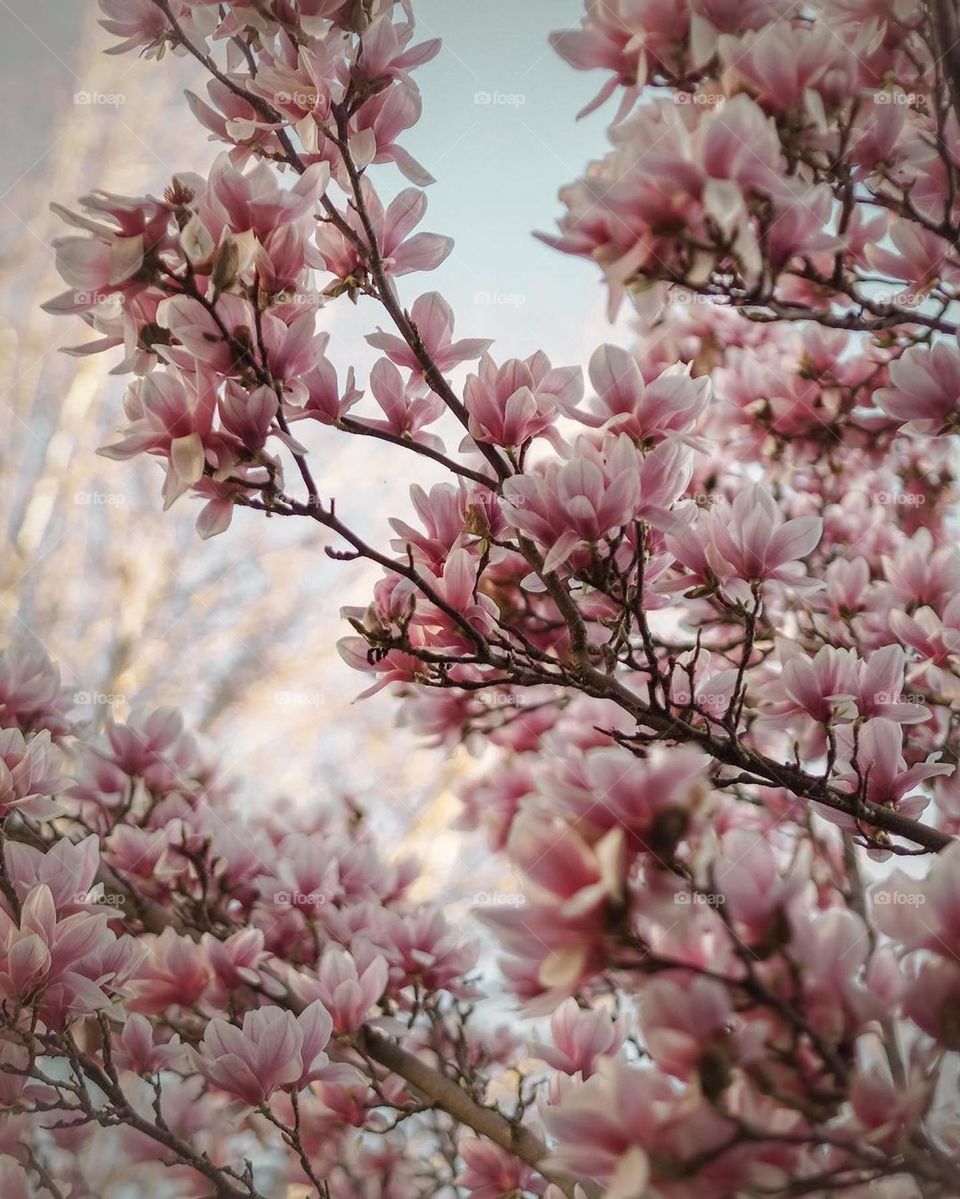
349;82;436;187
98;0;185;55
44;187;171;313
714;831;804;943
875;339;960;435
756;642;859;734
0;883;132;1023
387;481;496;571
0;729;61;821
866;223;956;293
902;957;960;1049
130;927;212;1014
576;344;710;443
2;834;102;918
298;945;389;1034
258;833;340;918
542;1058;730;1195
871;842;960;958
666;649;739;724
364;357;446;450
541;95;787;315
285;333;363;427
0;1160;29;1199
689;0;794;66
481;818;626;998
854;644;930;723
196;1000;333;1106
463;352;582;449
639;975;735;1079
845;1060;930;1155
718;23;858;120
337;639;428;699
218;382;277;451
350;13;442;87
456;1137;539;1199
203;928;265;995
888;597;960;670
99;370;227;507
882;529;960;614
101;707;197;791
547;745;711;852
676;484;823;606
154;293;256;378
529;996;625;1078
549;2;671;121
367;292;492;373
838;718;951;814
113;1012;183;1075
316;183;452;279
373;909;478;998
0;644;73;738
503;434;689;575
400;548;499;648
790;908;901;1043
186;77;276;151
201;154;329;239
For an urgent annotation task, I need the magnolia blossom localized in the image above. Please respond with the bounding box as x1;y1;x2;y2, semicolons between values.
529;996;625;1078
876;339;960;435
296;945;389;1034
576;344;711;443
504;434;691;575
543;1058;730;1196
669;484;822;605
367;291;492;372
196;1001;334;1106
0;883;138;1025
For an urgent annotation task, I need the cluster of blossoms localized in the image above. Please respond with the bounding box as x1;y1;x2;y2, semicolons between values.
0;642;516;1196
22;0;960;1194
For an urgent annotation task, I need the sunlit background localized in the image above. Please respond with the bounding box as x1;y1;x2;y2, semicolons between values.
0;0;620;899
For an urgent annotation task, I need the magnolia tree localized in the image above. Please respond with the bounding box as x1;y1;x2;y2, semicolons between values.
5;0;960;1194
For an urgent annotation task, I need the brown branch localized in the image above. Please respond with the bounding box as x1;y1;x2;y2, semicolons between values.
355;1029;594;1199
927;0;960;133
